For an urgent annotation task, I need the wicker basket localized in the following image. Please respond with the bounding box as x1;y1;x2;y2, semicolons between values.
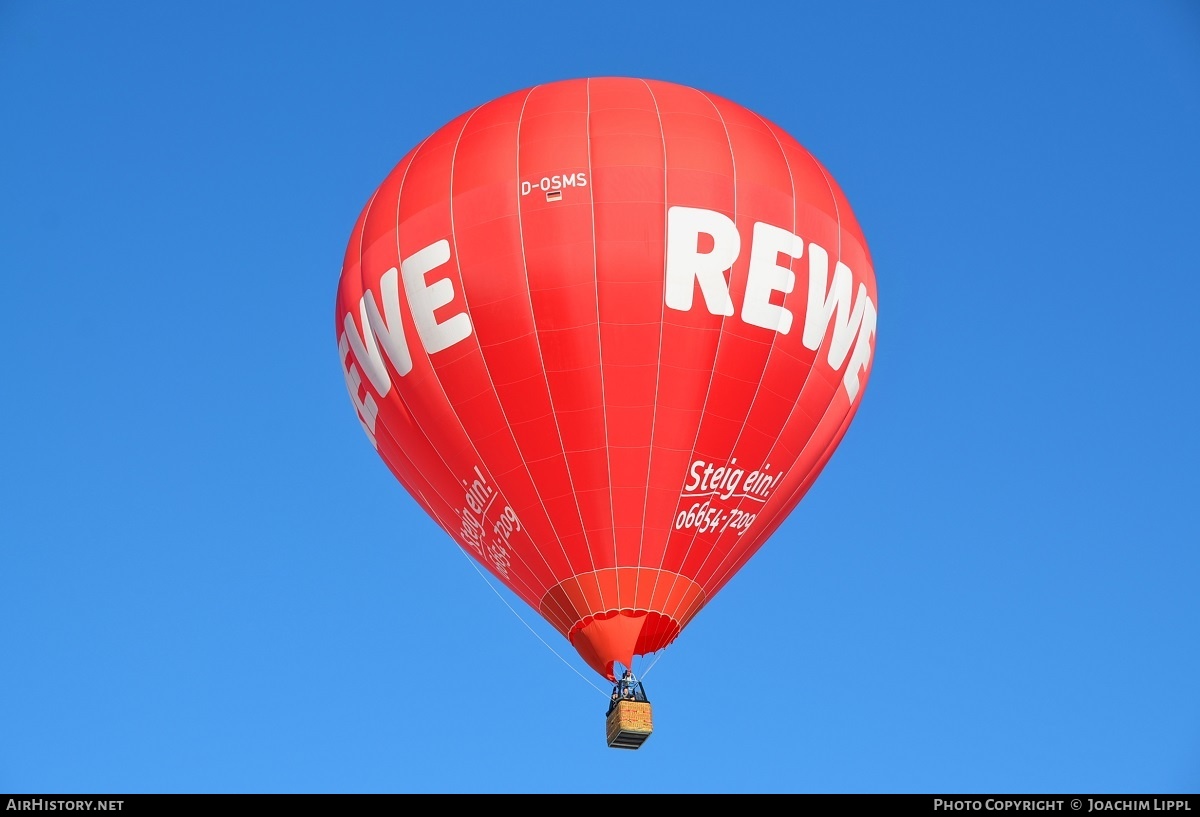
606;700;653;749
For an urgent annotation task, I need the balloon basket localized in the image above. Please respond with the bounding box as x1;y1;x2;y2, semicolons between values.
606;700;653;750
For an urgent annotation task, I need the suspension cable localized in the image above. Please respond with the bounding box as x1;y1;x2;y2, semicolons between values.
453;545;610;697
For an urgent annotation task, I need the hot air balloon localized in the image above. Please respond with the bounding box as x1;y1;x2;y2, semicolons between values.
334;77;876;746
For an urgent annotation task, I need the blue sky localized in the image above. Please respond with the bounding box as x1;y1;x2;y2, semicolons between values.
2;0;1198;795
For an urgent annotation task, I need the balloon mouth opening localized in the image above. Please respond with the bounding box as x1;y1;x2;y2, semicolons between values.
539;569;706;678
568;610;682;680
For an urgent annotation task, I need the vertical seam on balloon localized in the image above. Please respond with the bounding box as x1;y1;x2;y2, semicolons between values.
469;85;583;632
347;129;551;613
702;126;859;598
440;90;581;615
439;111;558;607
654;86;740;632
377;140;486;529
633;76;670;626
510;82;606;626
381;112;556;620
584;77;618;619
354;153;471;542
644;82;677;629
352;183;446;527
697;123;827;594
683;110;798;591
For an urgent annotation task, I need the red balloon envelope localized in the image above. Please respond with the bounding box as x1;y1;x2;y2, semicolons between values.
334;77;877;681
